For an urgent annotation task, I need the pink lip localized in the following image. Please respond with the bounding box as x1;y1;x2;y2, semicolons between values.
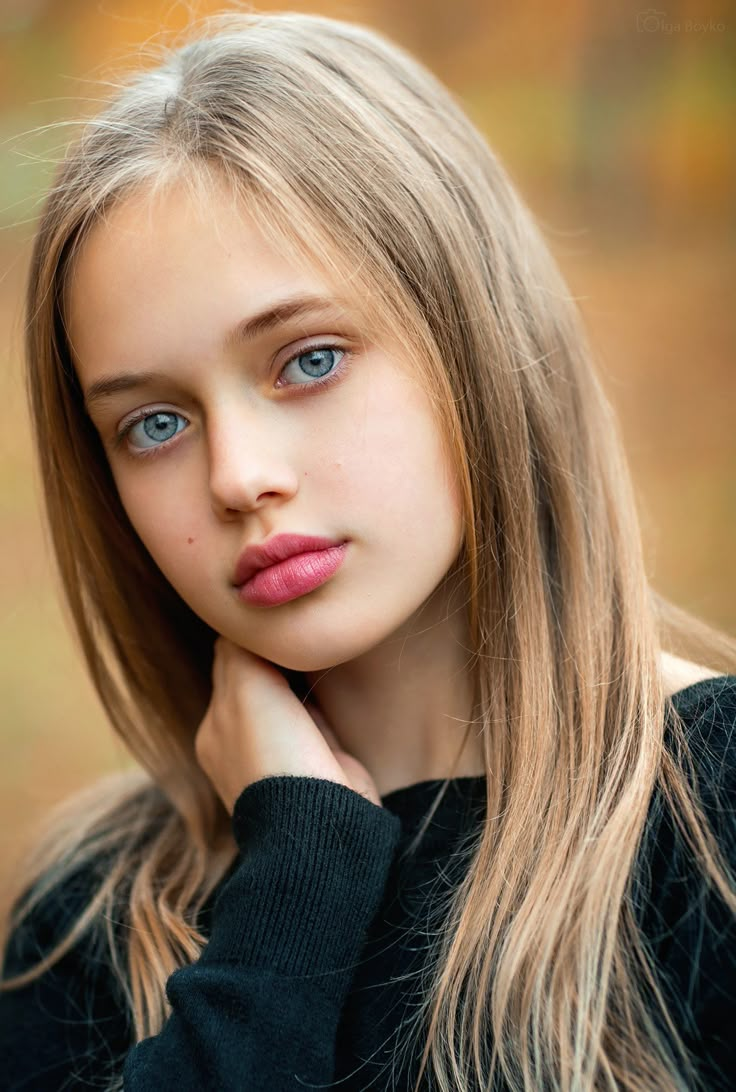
236;543;349;607
233;532;348;586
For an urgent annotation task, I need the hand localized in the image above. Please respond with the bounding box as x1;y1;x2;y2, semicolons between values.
195;636;383;814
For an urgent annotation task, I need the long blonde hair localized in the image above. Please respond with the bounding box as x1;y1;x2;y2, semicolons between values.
3;11;735;1091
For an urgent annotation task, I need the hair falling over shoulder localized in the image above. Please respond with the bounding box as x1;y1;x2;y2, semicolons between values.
2;11;735;1091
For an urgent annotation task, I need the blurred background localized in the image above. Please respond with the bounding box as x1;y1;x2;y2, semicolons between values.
0;0;734;890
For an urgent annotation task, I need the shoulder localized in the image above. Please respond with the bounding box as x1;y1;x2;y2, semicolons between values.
2;769;165;981
659;653;735;775
648;672;736;928
2;856;113;980
666;671;736;799
632;674;736;1088
660;650;725;699
646;672;733;1083
0;857;132;1090
636;669;736;927
650;671;736;867
639;681;736;1017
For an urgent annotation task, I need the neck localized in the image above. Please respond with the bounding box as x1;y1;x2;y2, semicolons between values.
303;572;483;797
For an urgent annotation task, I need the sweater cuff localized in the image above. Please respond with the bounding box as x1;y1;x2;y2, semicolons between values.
201;776;402;1006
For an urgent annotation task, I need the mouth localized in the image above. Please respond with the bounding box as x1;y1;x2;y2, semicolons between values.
232;532;348;586
235;542;349;607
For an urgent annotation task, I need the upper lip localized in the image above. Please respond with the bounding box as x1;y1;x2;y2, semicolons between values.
233;533;347;586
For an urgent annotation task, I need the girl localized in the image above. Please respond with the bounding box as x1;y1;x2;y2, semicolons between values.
1;10;734;1091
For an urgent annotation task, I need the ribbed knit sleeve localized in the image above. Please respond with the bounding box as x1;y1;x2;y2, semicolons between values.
126;775;402;1090
201;775;403;1006
0;776;402;1092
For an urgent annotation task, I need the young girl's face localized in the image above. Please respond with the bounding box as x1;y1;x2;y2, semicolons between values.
66;177;466;672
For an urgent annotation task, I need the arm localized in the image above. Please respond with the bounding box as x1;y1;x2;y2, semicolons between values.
1;776;403;1091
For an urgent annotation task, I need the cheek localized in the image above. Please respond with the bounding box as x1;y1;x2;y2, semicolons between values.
115;475;203;579
347;388;460;531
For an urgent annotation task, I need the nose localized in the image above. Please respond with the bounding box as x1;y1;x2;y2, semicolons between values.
206;403;299;518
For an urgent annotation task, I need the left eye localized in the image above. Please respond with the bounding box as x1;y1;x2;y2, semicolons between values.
126;411;188;450
279;346;344;385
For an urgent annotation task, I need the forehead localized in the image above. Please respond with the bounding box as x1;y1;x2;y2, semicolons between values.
68;168;377;304
64;174;418;390
67;178;317;300
64;180;337;364
66;175;387;350
61;179;430;417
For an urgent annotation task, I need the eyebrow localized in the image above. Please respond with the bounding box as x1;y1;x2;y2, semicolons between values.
82;293;347;411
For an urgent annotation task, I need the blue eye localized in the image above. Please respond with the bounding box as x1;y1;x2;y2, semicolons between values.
124;411;188;451
279;346;344;385
115;343;351;460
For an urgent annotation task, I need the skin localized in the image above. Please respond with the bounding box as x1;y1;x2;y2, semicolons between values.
66;177;718;809
67;177;481;803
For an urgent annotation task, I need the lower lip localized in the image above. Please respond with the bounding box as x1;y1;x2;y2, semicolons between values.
236;543;349;607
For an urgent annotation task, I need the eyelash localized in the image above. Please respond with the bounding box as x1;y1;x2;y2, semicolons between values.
113;343;352;461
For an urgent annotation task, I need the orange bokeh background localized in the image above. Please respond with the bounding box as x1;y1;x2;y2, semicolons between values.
1;0;734;890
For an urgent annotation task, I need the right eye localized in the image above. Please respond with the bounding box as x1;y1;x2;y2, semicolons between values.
117;409;189;455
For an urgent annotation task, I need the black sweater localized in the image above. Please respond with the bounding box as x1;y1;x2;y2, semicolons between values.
1;675;735;1091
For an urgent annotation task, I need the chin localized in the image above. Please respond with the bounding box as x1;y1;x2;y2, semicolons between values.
268;648;349;674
